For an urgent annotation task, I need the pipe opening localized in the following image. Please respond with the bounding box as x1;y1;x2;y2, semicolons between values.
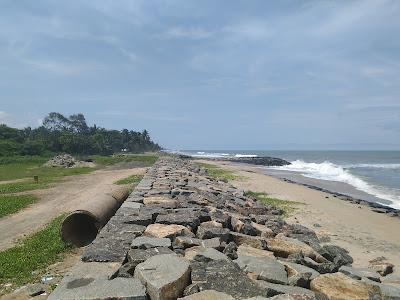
61;212;99;247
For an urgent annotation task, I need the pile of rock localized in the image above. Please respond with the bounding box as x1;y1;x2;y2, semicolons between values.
43;154;95;168
49;156;400;300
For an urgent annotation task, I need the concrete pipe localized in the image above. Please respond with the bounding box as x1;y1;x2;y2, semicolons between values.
61;187;130;247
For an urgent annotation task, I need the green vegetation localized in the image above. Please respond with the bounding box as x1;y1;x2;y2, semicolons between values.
0;215;72;288
245;191;302;217
0;112;161;157
0;156;50;181
0;166;94;194
114;175;144;185
196;162;238;181
0;194;38;218
0;154;158;194
91;154;158;166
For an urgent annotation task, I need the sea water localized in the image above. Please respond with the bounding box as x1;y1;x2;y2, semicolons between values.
170;150;400;209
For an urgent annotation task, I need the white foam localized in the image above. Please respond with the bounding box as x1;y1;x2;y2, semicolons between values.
346;163;400;169
270;160;400;209
234;154;258;158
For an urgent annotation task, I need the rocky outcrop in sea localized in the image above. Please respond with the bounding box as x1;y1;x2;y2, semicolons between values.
49;156;399;300
198;156;290;167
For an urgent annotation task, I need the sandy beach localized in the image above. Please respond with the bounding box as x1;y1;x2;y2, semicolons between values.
202;159;400;274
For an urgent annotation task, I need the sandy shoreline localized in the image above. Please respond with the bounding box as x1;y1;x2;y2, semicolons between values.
202;159;400;275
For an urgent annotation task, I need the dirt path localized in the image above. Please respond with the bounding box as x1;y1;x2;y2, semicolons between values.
0;167;146;251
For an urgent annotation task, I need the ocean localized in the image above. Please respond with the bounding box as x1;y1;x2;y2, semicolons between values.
170;150;400;209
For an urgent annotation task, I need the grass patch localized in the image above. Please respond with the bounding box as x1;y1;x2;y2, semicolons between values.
114;175;143;185
0;156;49;182
0;167;94;194
245;191;302;218
0;215;72;288
0;194;39;218
90;154;158;166
0;154;157;194
196;162;239;181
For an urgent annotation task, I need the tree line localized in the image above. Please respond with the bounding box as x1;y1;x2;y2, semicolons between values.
0;112;161;156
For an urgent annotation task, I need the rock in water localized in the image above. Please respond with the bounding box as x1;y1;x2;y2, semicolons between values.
219;156;290;167
134;254;190;300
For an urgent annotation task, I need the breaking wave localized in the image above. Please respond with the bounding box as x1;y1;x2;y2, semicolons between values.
270;160;400;209
345;163;400;169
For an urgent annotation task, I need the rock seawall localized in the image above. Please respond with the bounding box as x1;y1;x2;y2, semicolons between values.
50;156;399;300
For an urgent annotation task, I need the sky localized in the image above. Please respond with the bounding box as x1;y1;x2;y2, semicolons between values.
0;0;400;150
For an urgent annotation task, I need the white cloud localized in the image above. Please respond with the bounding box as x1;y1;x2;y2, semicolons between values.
0;111;42;128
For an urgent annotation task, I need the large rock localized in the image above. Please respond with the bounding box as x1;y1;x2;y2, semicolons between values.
174;236;202;249
339;265;381;282
297;256;336;274
144;224;193;239
131;236;171;249
178;290;235;299
280;261;319;288
251;222;275;238
156;212;200;231
255;280;315;297
237;245;274;258
235;255;288;285
185;246;229;261
134;254;190;300
201;220;223;228
82;223;146;262
112;247;174;278
143;196;178;207
230;232;267;249
223;241;238;259
49;277;147;300
310;272;381;300
319;244;353;268
190;259;270;299
49;262;147;300
267;237;327;263
196;226;231;242
121;214;153;226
